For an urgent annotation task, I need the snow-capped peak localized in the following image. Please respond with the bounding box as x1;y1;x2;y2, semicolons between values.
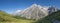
32;4;37;6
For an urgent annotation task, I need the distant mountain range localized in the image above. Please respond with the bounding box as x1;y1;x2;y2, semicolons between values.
15;4;58;20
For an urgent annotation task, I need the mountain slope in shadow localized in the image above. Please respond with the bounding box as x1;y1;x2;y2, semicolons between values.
35;10;60;23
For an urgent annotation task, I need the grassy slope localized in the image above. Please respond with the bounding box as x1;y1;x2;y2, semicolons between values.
0;10;34;23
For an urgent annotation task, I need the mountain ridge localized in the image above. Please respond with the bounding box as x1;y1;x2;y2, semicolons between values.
15;4;57;20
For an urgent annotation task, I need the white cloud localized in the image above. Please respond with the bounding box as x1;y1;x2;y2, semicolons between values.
16;10;21;13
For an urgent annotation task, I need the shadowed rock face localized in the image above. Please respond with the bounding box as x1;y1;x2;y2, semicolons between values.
48;6;58;14
19;4;57;20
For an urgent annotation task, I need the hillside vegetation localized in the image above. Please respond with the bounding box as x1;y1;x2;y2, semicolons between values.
35;10;60;23
0;10;34;23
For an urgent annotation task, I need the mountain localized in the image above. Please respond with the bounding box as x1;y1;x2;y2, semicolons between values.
19;4;49;20
15;4;58;20
48;6;58;14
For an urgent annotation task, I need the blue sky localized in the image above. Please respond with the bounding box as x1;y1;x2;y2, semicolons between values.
0;0;60;13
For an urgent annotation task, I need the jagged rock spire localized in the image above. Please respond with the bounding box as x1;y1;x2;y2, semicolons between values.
48;6;58;14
